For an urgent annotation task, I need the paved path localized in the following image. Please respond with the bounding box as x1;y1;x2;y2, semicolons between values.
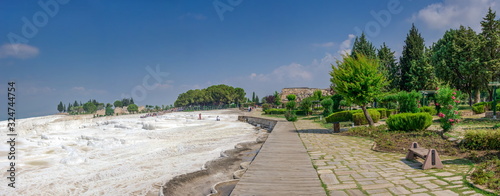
296;120;482;196
231;121;325;196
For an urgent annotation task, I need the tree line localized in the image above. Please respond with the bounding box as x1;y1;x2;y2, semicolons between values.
349;8;500;105
174;84;246;107
57;98;137;115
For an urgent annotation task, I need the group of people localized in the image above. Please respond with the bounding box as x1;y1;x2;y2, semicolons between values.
198;113;221;121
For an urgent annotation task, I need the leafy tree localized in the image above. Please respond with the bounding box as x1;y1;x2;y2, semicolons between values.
127;104;138;113
114;100;123;108
73;100;79;107
234;88;246;105
263;95;275;105
313;90;323;101
480;8;500;100
57;101;64;113
105;104;114;116
331;94;343;111
83;102;97;113
433;26;484;105
321;98;334;116
378;43;399;90
68;103;72;113
286;94;297;101
331;54;387;126
274;91;282;107
351;32;377;59
300;97;313;115
400;24;426;91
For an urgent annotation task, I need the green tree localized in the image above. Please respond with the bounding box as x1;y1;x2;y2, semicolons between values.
127;104;138;113
83;102;97;113
433;26;484;105
234;88;246;105
255;95;259;105
351;32;377;59
57;101;64;113
480;8;500;100
400;24;426;91
252;92;256;103
300;97;313;115
378;43;399;90
105;104;114;116
73;100;79;107
321;98;334;116
331;54;387;126
313;90;323;101
274;91;282;107
286;94;297;101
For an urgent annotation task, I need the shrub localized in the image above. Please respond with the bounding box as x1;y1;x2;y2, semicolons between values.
262;103;271;111
286;94;296;101
419;106;436;116
472;105;485;114
376;108;387;119
325;110;351;123
294;110;307;116
285;111;298;122
321;98;334;117
299;98;313;115
474;102;491;110
386;112;432;132
386;109;397;118
264;108;287;114
331;94;343;111
462;129;500;150
494;123;500;129
352;110;380;125
436;86;463;132
286;101;296;110
397;91;422;113
379;94;398;109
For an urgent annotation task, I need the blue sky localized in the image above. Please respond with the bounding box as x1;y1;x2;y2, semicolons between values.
1;0;499;119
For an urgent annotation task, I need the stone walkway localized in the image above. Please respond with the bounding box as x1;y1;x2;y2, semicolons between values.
295;120;482;196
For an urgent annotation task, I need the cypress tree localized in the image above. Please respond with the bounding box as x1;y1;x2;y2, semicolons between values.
57;101;64;113
480;7;500;100
377;43;399;90
400;24;426;91
351;32;377;59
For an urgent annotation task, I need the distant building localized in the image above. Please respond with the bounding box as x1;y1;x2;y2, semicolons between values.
280;87;332;103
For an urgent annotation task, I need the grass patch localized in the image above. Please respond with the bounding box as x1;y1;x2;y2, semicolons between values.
470;158;500;194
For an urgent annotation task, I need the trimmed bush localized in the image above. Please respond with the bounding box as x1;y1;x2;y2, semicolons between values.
352;110;380;125
294;110;307;116
462;129;500;150
419;106;437;116
264;108;287;115
285;111;298;122
494;123;500;129
386;109;397;118
397;91;422;113
472;105;485;114
386;112;432;132
376;108;387;119
325;110;352;122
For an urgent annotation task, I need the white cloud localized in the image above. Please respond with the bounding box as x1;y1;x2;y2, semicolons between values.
411;0;499;31
179;12;207;21
71;86;107;95
337;34;355;56
312;42;335;48
20;86;55;95
0;44;39;59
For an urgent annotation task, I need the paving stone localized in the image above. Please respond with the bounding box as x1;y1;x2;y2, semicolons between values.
320;174;340;185
338;175;353;181
403;183;421;189
413;176;438;181
434;172;455;176
330;190;349;196
411;188;428;193
371;193;393;196
430;190;459;196
373;180;390;184
361;171;381;178
451;180;463;184
410;193;431;196
443;176;463;181
318;169;333;174
335;171;357;175
421;183;440;189
392;179;413;185
462;191;477;194
358;181;374;185
388;186;412;195
361;183;394;190
432;179;449;186
366;189;389;194
345;189;365;196
327;183;358;190
318;165;337;170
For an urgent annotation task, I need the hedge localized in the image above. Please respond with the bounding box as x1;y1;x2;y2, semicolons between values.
352;110;380;125
264;108;287;114
325;110;352;122
472;105;485;114
386;109;397;118
419;106;437;116
386;112;432;132
376;108;387;119
462;129;500;150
